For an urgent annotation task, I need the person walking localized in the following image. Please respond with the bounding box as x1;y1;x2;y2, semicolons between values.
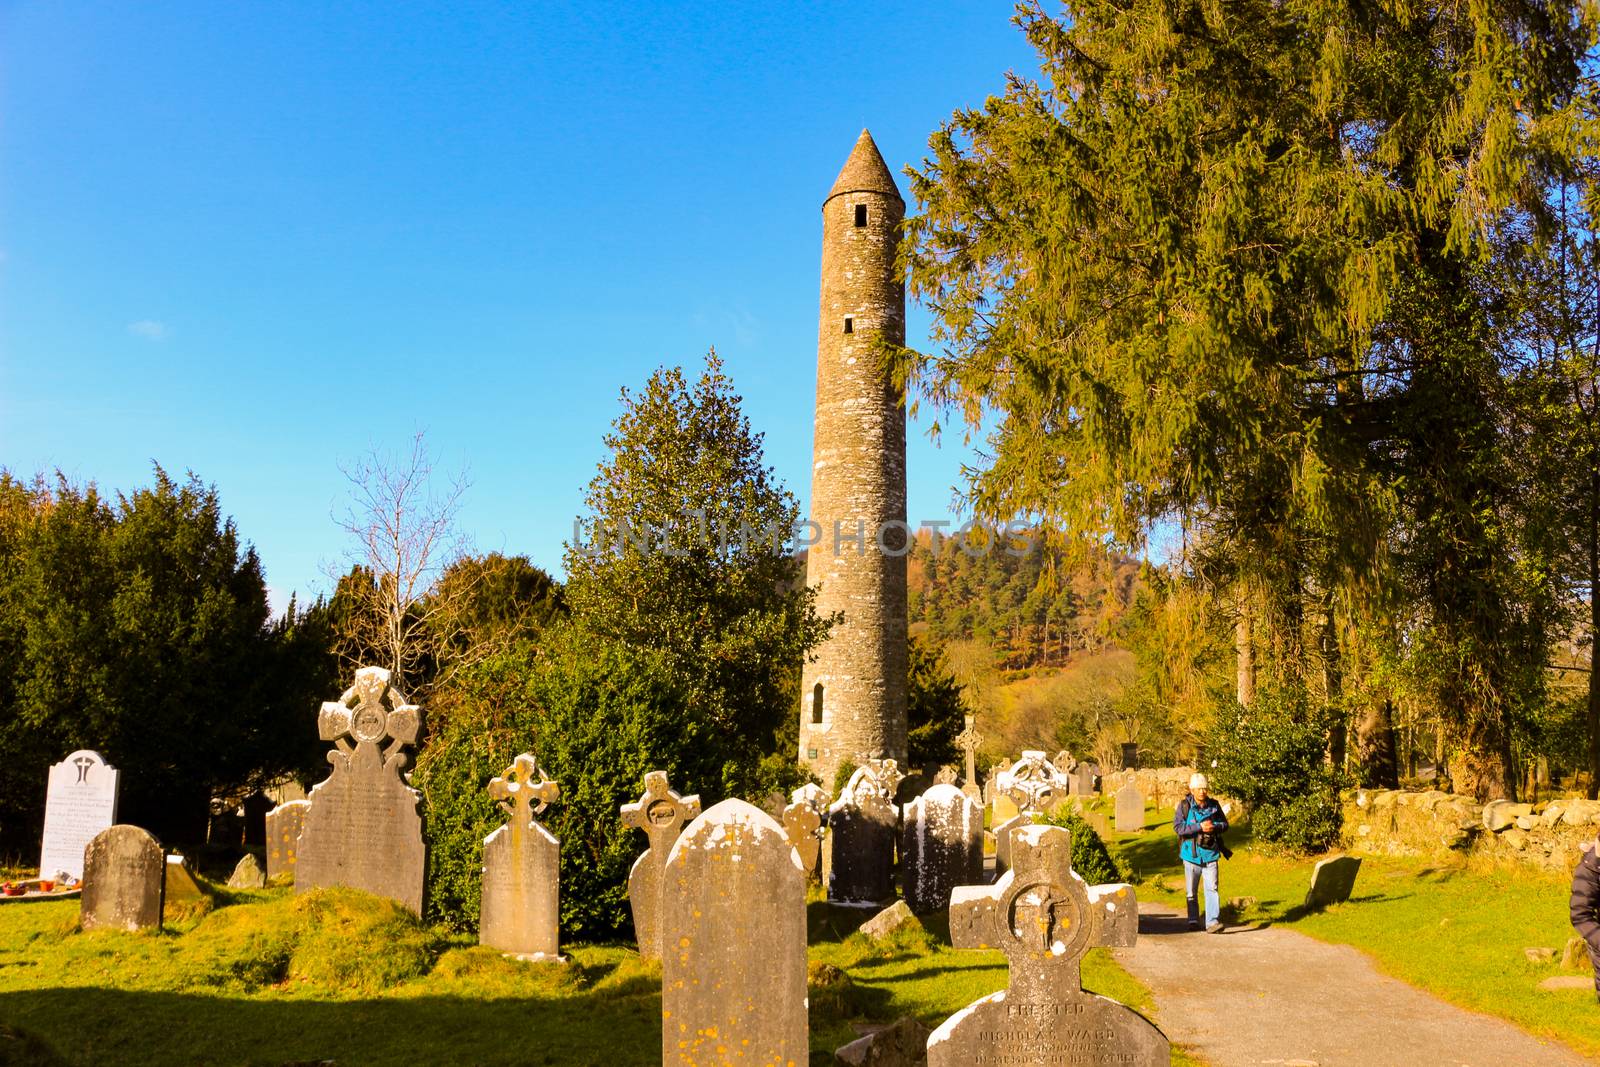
1572;831;1600;1003
1175;772;1229;933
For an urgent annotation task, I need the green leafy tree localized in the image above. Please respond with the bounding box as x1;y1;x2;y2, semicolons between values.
563;350;831;796
901;0;1592;798
906;635;971;769
0;468;333;850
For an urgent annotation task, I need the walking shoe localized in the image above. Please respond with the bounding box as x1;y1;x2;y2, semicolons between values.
1205;921;1225;933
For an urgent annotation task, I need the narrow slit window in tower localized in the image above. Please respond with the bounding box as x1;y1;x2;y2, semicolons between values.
811;683;824;724
843;317;853;335
855;203;868;227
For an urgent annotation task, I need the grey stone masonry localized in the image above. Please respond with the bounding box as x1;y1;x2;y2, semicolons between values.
295;667;425;914
934;824;1167;1066
80;825;164;932
661;799;808;1066
620;771;700;961
480;753;562;960
799;128;909;788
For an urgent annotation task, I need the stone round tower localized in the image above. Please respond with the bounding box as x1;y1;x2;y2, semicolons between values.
798;129;909;789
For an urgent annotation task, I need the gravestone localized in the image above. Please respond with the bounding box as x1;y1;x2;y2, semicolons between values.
38;750;120;883
983;759;1012;808
295;667;425;914
227;854;266;889
956;715;984;802
1120;742;1140;770
827;764;900;906
661;799;807;1066
163;855;207;905
788;782;828;879
783;800;824;876
934;824;1168;1066
901;784;983;914
264;800;309;882
934;765;959;786
997;751;1068;815
240;792;273;846
1085;811;1112;840
1074;762;1101;797
480;753;562;960
80;825;164;932
1115;783;1145;833
994;813;1029;876
620;770;700;960
1304;855;1362;910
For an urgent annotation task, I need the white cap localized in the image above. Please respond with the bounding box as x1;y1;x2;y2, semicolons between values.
1189;772;1209;791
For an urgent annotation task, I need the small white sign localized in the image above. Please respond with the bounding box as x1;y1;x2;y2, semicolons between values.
39;750;120;881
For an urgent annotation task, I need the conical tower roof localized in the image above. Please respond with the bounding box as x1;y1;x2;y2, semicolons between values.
825;129;903;205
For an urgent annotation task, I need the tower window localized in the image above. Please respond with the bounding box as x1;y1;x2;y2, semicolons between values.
811;683;824;724
843;317;853;335
807;747;819;760
854;204;868;227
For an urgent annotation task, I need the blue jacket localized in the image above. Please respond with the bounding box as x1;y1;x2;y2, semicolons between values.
1174;794;1229;865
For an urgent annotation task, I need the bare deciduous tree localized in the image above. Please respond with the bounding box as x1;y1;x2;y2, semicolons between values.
332;431;472;694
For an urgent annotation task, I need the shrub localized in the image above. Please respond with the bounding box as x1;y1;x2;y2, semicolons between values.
1037;808;1125;885
1208;685;1346;852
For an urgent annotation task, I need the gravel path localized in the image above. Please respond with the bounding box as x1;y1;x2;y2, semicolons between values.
1114;903;1593;1067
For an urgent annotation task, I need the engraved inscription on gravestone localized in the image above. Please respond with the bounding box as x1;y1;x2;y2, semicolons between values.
39;750;120;882
295;667;425;914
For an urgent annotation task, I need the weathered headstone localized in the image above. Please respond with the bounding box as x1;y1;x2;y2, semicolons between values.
1120;742;1140;770
997;750;1068;815
901;784;983;914
480;753;562;960
934;824;1168;1066
38;750;120;883
1074;762;1102;797
163;854;207;905
783;800;824;875
956;715;984;801
828;765;900;906
1304;855;1362;910
661;798;807;1066
994;812;1029;876
983;758;1012;808
227;854;266;889
264;799;309;882
295;666;425;914
1115;783;1145;833
620;770;700;960
934;765;959;786
80;825;164;932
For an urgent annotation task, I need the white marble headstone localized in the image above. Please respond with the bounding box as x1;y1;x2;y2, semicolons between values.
39;750;120;882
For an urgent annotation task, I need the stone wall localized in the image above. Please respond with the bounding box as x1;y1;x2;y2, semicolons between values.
1345;788;1600;872
1099;767;1207;812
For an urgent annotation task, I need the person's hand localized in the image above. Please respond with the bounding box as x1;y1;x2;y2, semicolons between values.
1201;820;1214;832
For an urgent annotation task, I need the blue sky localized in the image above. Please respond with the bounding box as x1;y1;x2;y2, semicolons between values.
1;2;1039;613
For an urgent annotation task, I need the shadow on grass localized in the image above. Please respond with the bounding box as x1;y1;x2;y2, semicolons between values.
0;985;663;1067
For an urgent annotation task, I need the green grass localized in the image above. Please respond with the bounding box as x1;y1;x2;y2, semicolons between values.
0;880;1203;1066
1108;807;1598;1060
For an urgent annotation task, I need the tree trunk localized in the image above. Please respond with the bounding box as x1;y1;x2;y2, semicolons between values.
1356;700;1399;789
1235;598;1255;708
1448;719;1518;802
1589;466;1599;800
1322;606;1345;769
